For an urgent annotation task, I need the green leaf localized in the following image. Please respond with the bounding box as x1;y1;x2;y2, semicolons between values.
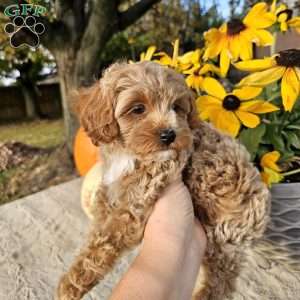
281;131;292;150
286;131;300;149
270;134;286;152
280;151;295;162
287;125;300;130
239;124;266;160
264;124;286;152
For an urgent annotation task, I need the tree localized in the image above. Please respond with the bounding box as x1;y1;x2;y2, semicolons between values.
0;0;161;150
229;0;242;18
126;0;223;53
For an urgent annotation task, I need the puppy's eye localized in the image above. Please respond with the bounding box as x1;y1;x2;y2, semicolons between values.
130;104;145;114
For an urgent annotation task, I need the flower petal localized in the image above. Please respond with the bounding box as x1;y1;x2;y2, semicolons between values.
178;49;201;65
271;0;277;13
202;77;227;99
194;76;204;91
261;151;281;171
261;167;283;186
172;39;179;65
198;63;220;75
239;32;253;60
240;100;280;113
196;95;222;110
288;17;300;28
233;86;262;100
253;29;274;46
235;110;260;128
278;13;288;23
199;109;211;120
261;170;270;186
280;21;288;32
243;2;276;29
281;67;300;111
186;75;204;91
183;65;200;75
203;29;225;59
229;36;241;61
275;3;288;14
220;48;231;77
196;96;222;120
144;46;156;61
238;66;286;86
234;57;277;72
214;110;241;137
185;75;195;87
156;52;173;66
295;67;300;81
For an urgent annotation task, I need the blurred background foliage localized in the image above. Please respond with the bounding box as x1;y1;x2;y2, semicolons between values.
0;0;229;86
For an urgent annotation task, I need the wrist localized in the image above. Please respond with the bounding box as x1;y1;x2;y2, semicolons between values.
136;233;187;283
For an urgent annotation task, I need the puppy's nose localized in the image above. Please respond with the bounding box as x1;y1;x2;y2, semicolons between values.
160;128;176;145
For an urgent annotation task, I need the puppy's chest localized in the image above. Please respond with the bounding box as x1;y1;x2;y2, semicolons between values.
102;153;141;206
102;152;173;207
102;153;136;186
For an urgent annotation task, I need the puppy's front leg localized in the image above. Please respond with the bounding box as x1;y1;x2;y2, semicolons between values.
56;211;146;300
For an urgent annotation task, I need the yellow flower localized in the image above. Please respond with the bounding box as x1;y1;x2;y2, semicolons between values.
204;2;275;77
260;151;283;186
157;40;204;72
196;77;279;137
156;39;181;70
235;49;300;111
177;49;202;70
184;64;220;92
261;150;281;171
271;0;300;33
180;49;220;92
139;45;157;61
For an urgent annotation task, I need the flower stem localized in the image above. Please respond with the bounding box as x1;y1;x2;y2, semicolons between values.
282;168;300;177
271;32;277;55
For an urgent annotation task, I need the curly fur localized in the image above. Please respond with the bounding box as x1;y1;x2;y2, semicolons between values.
56;61;296;300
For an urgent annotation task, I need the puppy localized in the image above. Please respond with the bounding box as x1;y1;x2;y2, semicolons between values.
56;61;270;300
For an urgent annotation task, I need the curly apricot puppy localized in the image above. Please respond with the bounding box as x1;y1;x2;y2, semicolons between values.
56;61;270;300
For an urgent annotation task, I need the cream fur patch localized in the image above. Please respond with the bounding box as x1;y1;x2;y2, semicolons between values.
103;153;136;185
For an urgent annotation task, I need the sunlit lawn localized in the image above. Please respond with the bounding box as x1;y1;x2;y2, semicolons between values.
0;119;64;148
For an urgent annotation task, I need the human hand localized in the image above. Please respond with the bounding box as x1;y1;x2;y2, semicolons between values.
110;179;207;300
144;178;206;251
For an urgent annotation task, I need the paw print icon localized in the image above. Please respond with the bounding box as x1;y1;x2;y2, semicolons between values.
4;16;45;48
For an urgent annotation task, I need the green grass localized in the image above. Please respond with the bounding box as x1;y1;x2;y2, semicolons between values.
0;119;64;148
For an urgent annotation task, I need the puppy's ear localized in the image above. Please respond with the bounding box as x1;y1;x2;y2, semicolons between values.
187;91;200;129
75;82;119;145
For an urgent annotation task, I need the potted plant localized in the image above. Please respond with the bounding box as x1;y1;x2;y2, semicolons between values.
135;1;300;256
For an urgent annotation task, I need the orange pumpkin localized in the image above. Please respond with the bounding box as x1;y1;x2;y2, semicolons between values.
74;127;99;176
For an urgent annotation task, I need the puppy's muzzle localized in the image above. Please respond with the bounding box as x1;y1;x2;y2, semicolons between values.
159;128;176;145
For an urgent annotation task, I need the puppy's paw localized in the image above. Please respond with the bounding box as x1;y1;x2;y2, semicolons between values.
56;274;82;300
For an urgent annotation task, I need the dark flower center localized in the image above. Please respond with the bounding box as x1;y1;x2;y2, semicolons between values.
275;49;300;67
227;19;246;36
223;95;241;111
277;9;293;21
